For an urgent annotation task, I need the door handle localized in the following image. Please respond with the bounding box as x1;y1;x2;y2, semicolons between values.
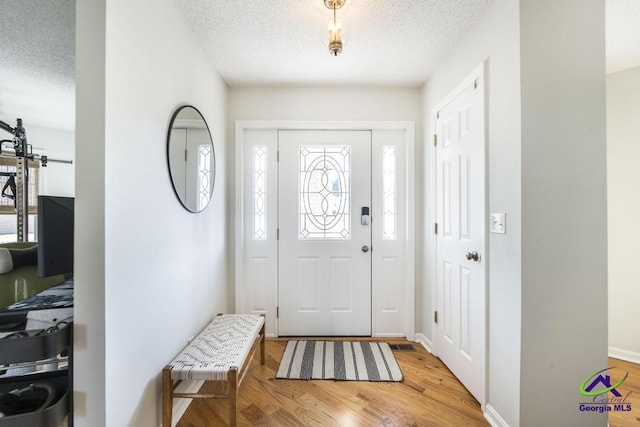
362;245;370;253
466;251;479;262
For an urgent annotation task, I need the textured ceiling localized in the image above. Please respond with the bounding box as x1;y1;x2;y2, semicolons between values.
171;0;494;87
0;0;75;131
0;0;639;131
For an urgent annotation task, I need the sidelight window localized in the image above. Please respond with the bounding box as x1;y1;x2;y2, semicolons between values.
197;144;212;211
382;145;397;240
253;145;267;240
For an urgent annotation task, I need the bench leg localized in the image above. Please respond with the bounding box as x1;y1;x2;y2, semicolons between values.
259;316;266;365
162;367;173;427
229;367;238;426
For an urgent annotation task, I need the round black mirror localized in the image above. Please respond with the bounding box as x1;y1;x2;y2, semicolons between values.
166;106;215;212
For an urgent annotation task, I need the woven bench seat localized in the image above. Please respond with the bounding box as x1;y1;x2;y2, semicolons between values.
163;313;265;426
169;314;264;381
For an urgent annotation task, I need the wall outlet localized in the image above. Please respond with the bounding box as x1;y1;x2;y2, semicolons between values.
490;213;506;234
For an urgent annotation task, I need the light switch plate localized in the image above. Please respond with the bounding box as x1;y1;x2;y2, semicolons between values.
490;213;506;234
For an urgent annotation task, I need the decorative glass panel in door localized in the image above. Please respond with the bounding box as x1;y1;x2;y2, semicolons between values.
299;146;351;239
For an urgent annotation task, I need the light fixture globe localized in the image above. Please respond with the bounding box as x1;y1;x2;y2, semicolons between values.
329;38;342;56
324;0;346;56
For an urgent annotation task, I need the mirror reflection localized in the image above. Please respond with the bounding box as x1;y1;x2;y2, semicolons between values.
166;106;215;212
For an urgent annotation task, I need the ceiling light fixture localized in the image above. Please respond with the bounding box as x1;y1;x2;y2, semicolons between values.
325;0;345;56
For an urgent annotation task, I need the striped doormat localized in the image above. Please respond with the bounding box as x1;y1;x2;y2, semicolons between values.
276;341;403;382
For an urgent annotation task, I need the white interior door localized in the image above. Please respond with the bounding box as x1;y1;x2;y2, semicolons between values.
278;130;372;336
435;75;486;404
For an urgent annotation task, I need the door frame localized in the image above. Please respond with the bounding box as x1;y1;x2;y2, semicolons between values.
235;120;415;339
429;63;488;405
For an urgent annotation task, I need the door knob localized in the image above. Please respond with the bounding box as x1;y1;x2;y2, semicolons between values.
466;251;479;262
362;245;369;253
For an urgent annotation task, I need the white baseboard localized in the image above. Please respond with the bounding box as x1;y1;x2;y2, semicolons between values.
609;346;640;364
157;380;203;427
414;332;433;353
484;404;510;427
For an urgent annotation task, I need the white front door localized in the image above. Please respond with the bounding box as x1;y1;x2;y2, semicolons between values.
435;73;486;404
278;130;372;336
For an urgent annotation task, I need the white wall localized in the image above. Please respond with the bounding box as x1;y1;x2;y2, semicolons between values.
422;0;522;424
76;0;229;425
229;87;422;122
519;1;607;426
607;66;640;362
75;0;106;423
29;124;75;196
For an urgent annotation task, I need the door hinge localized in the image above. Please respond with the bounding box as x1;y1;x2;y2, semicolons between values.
474;79;478;90
434;223;438;234
277;150;280;162
277;228;279;240
277;306;279;318
433;134;437;147
184;149;188;162
434;311;438;324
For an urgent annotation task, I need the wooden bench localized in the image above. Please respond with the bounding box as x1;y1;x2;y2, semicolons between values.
162;313;265;426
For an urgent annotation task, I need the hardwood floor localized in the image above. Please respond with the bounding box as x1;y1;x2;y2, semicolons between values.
609;358;640;427
177;338;488;426
176;340;640;426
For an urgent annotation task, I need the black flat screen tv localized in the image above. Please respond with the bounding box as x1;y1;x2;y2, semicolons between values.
37;196;74;278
